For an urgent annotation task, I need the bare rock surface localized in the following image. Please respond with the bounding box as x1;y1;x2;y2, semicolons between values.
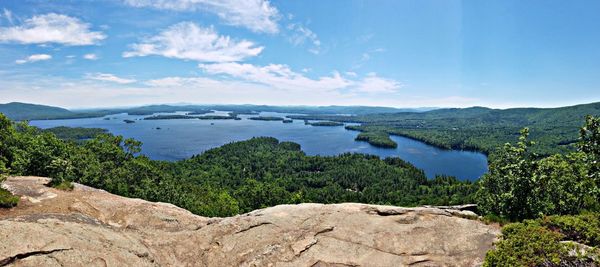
0;176;500;266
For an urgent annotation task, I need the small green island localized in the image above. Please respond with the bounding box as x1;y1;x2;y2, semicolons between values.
282;119;293;123
197;115;237;120
144;115;198;120
144;114;238;120
355;132;398;148
186;110;212;115
42;126;108;141
248;116;285;121
123;119;135;124
307;121;344;127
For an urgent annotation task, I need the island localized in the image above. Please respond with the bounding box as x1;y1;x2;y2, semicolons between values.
42;126;107;141
144;115;197;120
197;115;237;120
248;116;285;121
355;132;397;148
282;119;293;123
186;110;212;115
123;119;135;124
307;121;344;127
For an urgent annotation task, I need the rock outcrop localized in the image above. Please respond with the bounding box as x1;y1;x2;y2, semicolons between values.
0;176;500;266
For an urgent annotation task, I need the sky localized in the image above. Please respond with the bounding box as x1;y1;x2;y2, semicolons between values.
0;0;599;109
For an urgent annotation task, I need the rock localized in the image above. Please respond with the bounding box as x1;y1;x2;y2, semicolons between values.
0;176;500;266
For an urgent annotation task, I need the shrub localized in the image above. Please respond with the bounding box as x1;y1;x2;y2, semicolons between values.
542;213;600;247
484;214;600;266
0;188;19;208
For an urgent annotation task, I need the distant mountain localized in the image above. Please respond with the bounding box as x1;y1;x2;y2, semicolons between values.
0;102;79;121
0;102;437;120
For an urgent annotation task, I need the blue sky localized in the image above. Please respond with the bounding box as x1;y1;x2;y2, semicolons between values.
0;0;599;108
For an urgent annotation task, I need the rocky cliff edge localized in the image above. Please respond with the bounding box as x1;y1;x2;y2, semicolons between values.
0;176;500;267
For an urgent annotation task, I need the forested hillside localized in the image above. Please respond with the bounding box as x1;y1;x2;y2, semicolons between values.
0;102;81;120
291;102;600;155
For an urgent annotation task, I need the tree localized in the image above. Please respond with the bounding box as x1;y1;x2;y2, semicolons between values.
477;117;600;220
476;128;538;220
579;115;600;178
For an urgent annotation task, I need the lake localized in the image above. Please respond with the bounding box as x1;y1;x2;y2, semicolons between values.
30;111;489;181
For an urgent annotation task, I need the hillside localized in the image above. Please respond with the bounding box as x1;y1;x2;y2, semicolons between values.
0;102;77;121
0;176;500;266
291;102;600;154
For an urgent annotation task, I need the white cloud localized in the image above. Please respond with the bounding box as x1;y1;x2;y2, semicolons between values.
85;73;137;84
198;62;402;95
83;53;98;60
0;13;105;46
353;73;402;93
123;22;263;62
15;54;52;64
199;62;352;92
123;0;280;33
287;23;321;54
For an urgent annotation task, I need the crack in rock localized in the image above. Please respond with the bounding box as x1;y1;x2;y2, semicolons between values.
235;221;273;234
0;248;71;266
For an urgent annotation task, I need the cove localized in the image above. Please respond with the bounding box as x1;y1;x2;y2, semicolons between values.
29;111;488;181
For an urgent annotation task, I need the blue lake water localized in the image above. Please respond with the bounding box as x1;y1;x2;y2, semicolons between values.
30;111;489;181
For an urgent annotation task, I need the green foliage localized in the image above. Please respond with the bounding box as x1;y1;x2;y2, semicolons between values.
541;213;600;247
477;117;600;221
355;131;397;148
0;188;19;208
484;220;569;266
580;115;600;178
484;214;600;266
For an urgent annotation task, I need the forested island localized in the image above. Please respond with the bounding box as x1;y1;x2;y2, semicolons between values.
248;116;285;121
306;121;344;127
144;114;238;120
354;131;397;148
144;115;198;120
42;127;107;141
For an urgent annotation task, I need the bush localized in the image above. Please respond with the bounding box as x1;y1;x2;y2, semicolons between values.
542;213;600;247
0;188;19;208
484;214;600;266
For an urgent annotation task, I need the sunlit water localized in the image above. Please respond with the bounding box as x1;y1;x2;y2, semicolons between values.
30;111;488;181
